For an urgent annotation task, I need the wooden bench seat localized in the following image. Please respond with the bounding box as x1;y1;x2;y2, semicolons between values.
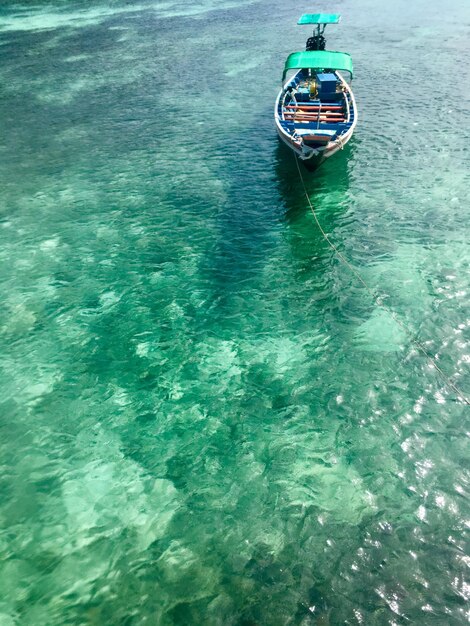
284;104;343;111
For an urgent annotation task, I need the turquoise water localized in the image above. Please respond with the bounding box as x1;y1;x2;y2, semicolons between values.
0;0;469;624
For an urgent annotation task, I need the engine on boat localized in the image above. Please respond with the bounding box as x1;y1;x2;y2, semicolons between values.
306;34;325;51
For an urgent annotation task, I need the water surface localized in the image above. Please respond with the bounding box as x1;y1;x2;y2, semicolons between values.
0;0;469;624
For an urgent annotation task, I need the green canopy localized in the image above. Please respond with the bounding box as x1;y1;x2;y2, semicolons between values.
298;13;341;25
282;50;353;80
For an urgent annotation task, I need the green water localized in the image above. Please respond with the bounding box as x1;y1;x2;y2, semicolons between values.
0;0;469;624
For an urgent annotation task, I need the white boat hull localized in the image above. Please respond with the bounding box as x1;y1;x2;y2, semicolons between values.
274;72;357;170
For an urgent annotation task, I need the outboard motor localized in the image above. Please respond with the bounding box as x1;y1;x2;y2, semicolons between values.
306;34;326;51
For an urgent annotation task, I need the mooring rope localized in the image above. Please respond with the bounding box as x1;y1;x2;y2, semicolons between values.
294;155;470;406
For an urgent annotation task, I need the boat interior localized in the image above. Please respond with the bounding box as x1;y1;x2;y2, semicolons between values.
279;70;355;147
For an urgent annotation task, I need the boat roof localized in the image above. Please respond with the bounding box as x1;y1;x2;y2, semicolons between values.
283;50;353;79
298;13;341;25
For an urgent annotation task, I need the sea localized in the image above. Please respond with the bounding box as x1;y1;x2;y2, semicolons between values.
0;0;469;624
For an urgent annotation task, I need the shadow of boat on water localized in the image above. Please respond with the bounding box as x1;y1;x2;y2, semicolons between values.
198;109;357;328
275;138;356;272
275;138;354;220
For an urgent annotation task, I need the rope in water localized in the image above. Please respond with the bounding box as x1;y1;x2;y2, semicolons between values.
294;155;470;406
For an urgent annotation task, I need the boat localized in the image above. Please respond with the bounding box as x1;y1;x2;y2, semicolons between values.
275;13;357;170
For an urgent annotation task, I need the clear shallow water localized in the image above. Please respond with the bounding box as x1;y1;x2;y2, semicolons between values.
0;0;469;624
